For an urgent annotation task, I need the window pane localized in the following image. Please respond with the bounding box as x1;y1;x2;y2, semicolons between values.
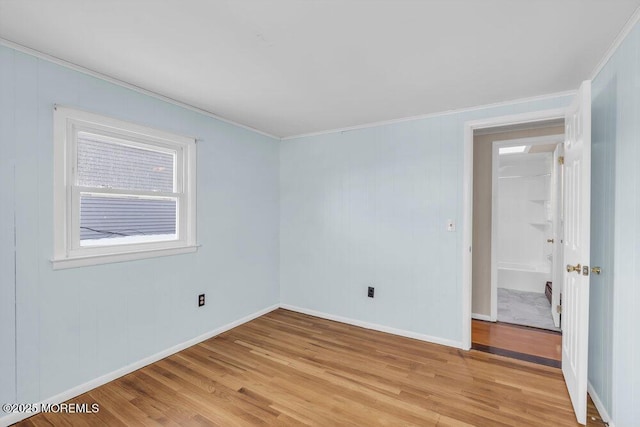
77;132;175;192
80;195;177;246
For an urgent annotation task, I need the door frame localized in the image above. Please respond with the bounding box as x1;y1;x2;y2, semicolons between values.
462;108;566;350
489;134;565;322
550;143;565;328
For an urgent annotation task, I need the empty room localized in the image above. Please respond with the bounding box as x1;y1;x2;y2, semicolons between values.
1;1;639;426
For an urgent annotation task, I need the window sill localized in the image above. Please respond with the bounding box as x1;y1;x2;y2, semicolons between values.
51;245;199;270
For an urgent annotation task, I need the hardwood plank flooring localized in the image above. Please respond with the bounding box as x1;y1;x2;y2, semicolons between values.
16;309;603;426
472;319;562;364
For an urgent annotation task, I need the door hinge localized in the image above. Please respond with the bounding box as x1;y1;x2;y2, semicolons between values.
558;156;564;165
556;305;562;314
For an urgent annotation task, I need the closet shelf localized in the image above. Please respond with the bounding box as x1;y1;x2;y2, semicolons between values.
529;222;551;229
498;173;551;179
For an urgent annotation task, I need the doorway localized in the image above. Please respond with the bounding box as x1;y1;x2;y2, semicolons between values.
469;123;565;326
469;121;565;365
461;107;569;350
463;83;592;425
492;134;564;332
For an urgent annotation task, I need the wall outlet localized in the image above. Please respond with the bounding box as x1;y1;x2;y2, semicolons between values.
198;294;205;307
368;286;375;298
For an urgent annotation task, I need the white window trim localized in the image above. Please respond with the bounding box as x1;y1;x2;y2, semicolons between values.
52;106;197;269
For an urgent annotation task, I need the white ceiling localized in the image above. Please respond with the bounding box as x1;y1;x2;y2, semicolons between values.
1;1;638;138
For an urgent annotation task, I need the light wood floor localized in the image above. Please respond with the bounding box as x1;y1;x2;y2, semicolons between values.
18;309;602;426
472;320;562;365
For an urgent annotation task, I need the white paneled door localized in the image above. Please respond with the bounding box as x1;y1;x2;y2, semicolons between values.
562;80;591;425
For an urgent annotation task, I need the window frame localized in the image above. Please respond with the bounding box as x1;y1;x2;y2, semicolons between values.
52;106;197;269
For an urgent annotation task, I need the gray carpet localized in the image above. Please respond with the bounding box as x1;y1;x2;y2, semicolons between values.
497;288;560;331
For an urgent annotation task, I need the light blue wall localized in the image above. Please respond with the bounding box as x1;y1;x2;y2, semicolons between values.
589;44;617;418
0;45;16;409
0;44;280;412
280;95;572;344
590;20;640;426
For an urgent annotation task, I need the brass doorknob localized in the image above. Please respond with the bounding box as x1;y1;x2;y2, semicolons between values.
547;238;555;243
591;266;602;275
566;263;581;273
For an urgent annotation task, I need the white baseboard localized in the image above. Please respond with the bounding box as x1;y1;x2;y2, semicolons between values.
280;304;464;349
0;304;279;427
471;313;492;322
588;381;614;426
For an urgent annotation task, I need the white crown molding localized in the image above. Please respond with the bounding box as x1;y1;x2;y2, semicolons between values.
590;5;640;80
0;304;279;427
0;37;280;140
281;90;576;140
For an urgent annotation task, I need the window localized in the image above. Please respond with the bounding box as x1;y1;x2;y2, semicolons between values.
53;106;197;269
498;145;530;155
